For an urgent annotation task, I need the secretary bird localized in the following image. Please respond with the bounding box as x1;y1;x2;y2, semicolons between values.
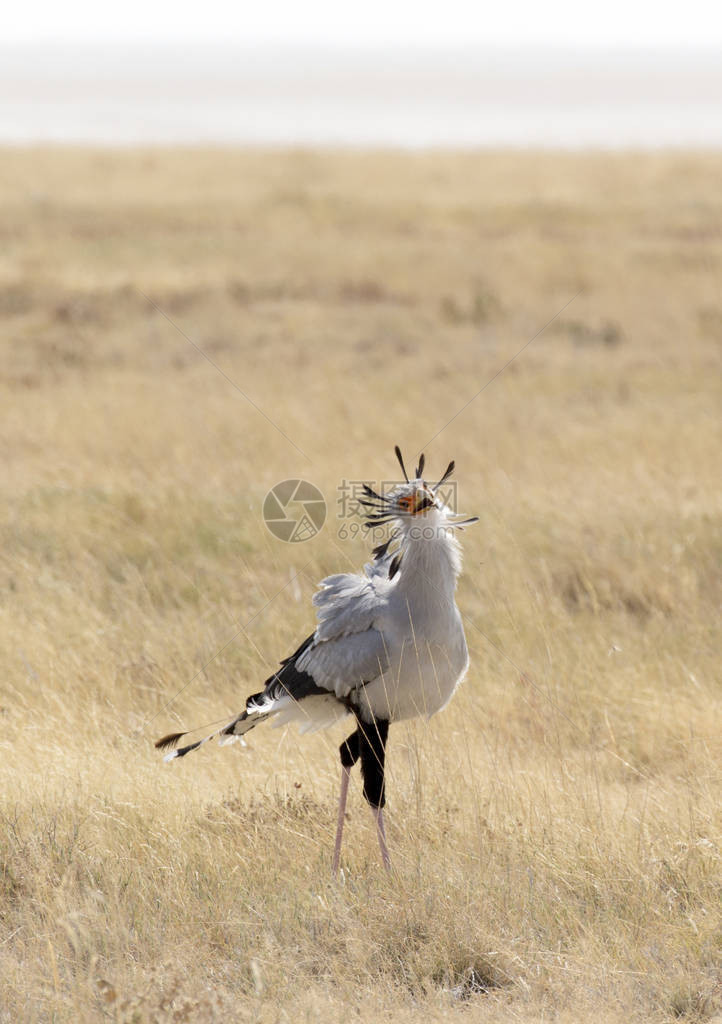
156;447;478;873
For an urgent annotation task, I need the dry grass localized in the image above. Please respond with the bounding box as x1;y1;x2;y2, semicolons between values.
1;147;721;1022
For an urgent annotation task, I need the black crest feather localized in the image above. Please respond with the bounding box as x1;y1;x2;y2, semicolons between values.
372;538;393;559
362;483;385;502
394;445;409;482
415;453;425;479
435;460;455;489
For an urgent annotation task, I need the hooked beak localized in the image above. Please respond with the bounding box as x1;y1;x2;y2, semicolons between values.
412;493;436;515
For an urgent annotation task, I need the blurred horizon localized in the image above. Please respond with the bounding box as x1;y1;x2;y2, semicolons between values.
2;42;722;147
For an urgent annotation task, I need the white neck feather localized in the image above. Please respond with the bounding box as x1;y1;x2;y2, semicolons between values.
394;520;463;601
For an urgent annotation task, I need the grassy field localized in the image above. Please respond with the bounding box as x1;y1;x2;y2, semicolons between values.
1;147;721;1022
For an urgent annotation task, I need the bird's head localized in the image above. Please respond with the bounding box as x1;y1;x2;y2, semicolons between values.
360;446;478;537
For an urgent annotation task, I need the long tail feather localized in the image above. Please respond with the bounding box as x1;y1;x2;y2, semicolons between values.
155;731;188;751
163;731;217;761
157;708;273;762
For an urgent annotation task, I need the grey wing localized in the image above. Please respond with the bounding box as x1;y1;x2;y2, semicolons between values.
297;571;389;699
297;629;389;699
311;572;381;640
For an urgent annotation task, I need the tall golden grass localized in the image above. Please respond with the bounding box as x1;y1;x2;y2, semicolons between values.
1;148;720;1022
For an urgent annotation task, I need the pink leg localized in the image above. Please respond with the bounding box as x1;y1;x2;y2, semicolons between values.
332;766;351;877
372;806;391;872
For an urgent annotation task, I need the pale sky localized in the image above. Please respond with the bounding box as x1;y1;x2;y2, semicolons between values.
5;0;722;49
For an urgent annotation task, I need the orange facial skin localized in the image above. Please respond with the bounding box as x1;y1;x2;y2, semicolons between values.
398;489;435;515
